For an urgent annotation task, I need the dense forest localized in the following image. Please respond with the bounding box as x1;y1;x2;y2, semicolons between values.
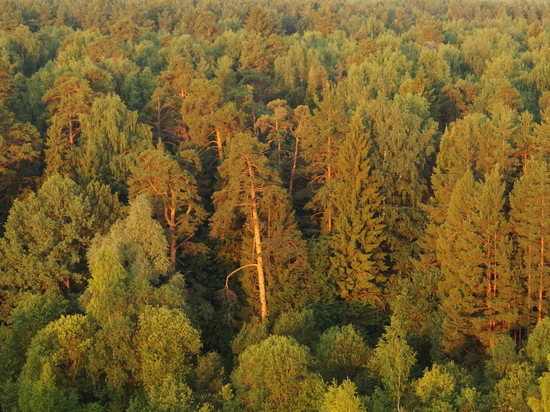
0;0;548;410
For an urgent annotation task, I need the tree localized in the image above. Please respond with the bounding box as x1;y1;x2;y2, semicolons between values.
321;380;366;412
211;132;309;322
364;94;437;275
231;335;324;411
83;196;190;406
0;49;39;196
315;325;370;383
77;93;153;191
437;168;518;351
17;315;93;412
510;159;549;325
372;320;416;412
136;306;201;411
327;113;386;303
129;147;206;272
179;77;244;161
0;176;120;304
256;101;313;197
301;86;348;233
43;72;96;176
526;317;550;372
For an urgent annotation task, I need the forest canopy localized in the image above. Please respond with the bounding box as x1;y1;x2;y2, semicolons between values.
0;0;548;410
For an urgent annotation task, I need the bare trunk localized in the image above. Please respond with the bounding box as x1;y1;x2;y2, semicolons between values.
215;129;224;160
166;200;178;274
169;225;177;273
527;244;533;325
538;192;545;322
538;236;545;322
247;158;268;322
289;135;299;196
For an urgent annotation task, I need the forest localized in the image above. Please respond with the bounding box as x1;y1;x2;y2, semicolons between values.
0;0;548;410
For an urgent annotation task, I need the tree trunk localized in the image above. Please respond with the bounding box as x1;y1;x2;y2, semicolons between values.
538;192;545;323
538;236;545;322
289;135;299;196
247;158;268;322
169;224;177;273
215;129;224;160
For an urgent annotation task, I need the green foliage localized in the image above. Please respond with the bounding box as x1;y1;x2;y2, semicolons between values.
315;324;370;382
372;321;416;411
129;147;206;270
211;132;310;319
230;318;269;355
529;360;550;412
414;363;457;411
485;336;518;379
0;1;549;410
0;175;120;308
493;362;538;412
18;314;93;412
8;291;69;372
272;309;317;347
437;167;518;352
526;318;550;371
320;379;366;412
327;113;386;303
83;196;190;406
136;306;201;411
231;335;324;411
77;93;153;190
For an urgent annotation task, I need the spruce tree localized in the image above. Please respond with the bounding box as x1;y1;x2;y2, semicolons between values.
327;113;386;303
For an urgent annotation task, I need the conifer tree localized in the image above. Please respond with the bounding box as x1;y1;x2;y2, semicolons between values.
437;168;518;351
364;94;436;274
211;132;308;322
256;100;312;195
129;147;206;272
510;159;549;325
0;50;39;195
302;86;348;233
327;113;386;303
179;77;244;160
43;72;96;176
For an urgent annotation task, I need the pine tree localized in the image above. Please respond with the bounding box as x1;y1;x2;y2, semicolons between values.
129;147;206;272
0;50;39;195
302;86;348;233
180;77;244;160
211;132;308;322
437;168;518;351
510;159;549;325
43;72;96;176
